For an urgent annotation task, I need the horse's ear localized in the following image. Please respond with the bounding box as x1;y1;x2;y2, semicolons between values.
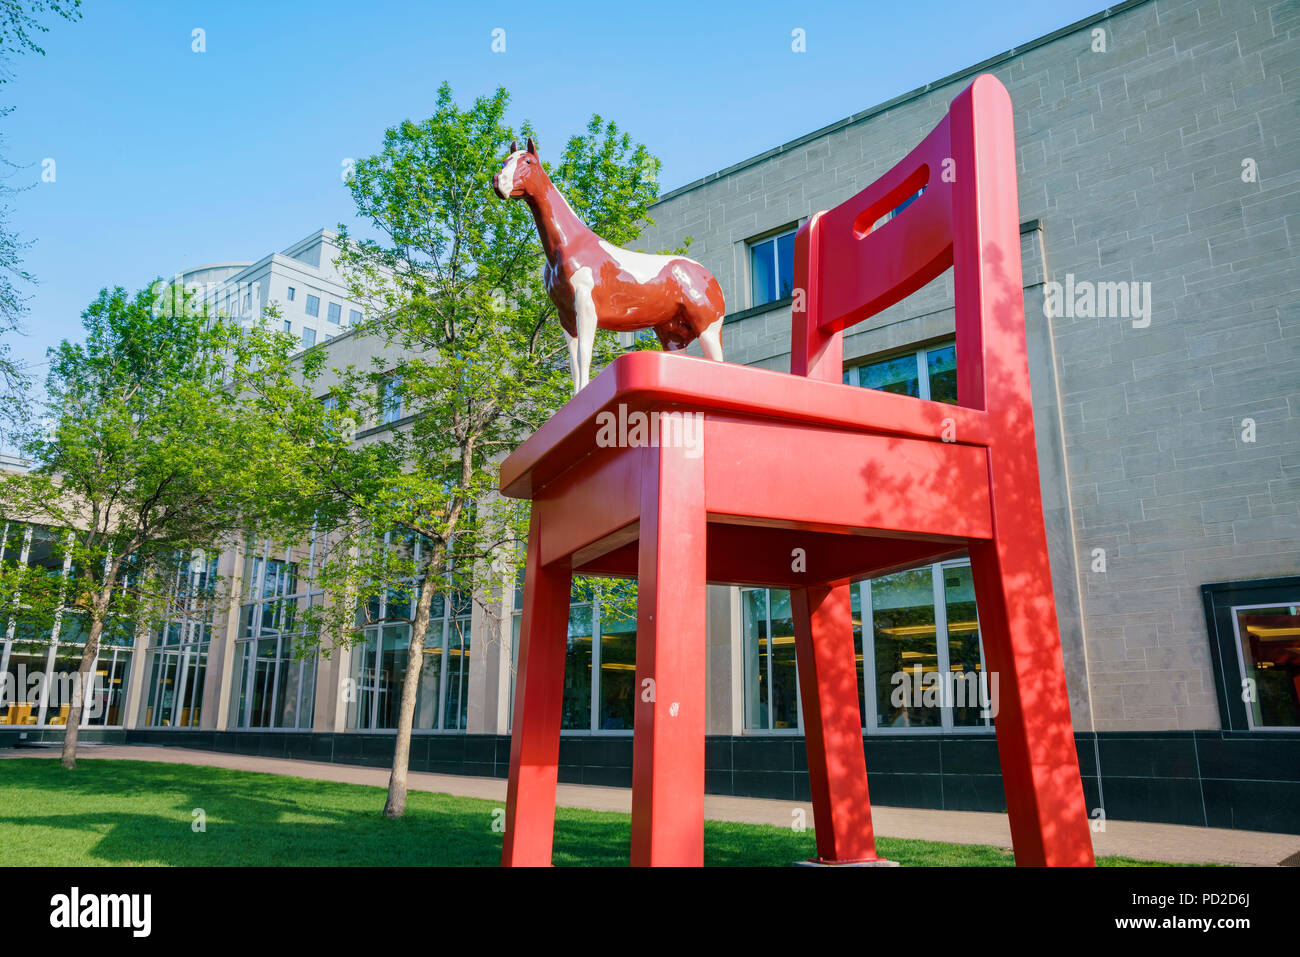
509;140;517;154
526;136;537;155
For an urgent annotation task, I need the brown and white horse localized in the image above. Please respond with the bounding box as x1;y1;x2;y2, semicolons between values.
493;137;725;393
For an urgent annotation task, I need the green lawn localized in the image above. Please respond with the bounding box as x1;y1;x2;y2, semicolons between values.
0;758;1168;866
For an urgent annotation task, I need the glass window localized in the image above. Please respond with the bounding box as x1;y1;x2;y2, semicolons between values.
742;589;770;730
380;376;403;424
507;577;637;734
414;618;444;730
287;286;296;301
305;294;320;317
283;319;292;334
231;541;318;730
872;568;941;729
943;565;989;727
301;327;316;348
562;602;594;730
749;227;797;307
598;598;636;730
443;614;471;730
843;341;957;404
741;560;989;734
349;309;362;325
852;353;921;396
1234;603;1300;728
926;345;958;404
327;302;342;324
742;589;800;730
343;560;474;732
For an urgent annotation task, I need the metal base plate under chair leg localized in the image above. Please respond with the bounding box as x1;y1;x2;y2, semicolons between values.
792;857;901;867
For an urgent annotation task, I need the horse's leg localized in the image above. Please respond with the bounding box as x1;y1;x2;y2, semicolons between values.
572;267;598;391
696;317;724;362
563;327;580;395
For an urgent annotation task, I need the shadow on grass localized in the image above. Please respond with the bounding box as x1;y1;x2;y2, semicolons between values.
0;759;1169;866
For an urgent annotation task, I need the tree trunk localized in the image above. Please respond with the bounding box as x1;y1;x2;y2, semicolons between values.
60;599;108;770
383;559;438;819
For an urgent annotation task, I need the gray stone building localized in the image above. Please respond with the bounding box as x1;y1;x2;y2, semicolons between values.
625;0;1298;830
4;0;1297;834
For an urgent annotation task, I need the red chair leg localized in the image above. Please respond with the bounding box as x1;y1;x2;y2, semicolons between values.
501;508;573;867
968;536;1095;866
630;424;708;866
791;582;881;863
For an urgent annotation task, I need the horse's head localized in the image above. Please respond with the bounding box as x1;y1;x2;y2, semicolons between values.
493;137;545;200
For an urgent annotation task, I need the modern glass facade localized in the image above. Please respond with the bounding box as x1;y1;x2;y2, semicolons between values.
0;521;138;728
741;559;993;735
347;582;472;732
230;538;322;730
509;578;637;733
143;553;219;728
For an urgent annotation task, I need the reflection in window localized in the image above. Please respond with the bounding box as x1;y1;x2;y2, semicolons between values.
508;577;637;733
848;353;920;397
232;540;318;730
844;342;958;405
742;589;800;730
1235;603;1300;728
599;598;636;730
347;575;471;732
926;345;957;404
563;603;593;730
943;565;989;728
872;568;941;729
749;228;797;307
741;560;989;734
381;376;403;424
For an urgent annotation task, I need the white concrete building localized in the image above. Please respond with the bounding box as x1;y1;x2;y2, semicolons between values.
176;228;368;351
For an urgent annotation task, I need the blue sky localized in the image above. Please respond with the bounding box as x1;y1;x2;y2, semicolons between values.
5;0;1107;375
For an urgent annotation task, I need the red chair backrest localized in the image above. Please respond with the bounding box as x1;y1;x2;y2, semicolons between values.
791;74;1027;419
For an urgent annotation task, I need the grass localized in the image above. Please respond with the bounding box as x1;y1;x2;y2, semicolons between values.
0;758;1171;867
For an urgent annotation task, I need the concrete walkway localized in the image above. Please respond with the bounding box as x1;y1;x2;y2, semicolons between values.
5;743;1296;866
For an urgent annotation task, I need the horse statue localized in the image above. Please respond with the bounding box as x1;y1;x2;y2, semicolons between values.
493;138;726;393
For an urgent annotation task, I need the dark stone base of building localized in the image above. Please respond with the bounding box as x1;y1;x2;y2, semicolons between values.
4;727;1296;835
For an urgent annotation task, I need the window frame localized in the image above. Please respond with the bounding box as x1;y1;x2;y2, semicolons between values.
231;536;322;731
739;557;995;736
380;375;403;425
747;225;799;309
1202;577;1300;732
346;536;471;733
843;339;957;404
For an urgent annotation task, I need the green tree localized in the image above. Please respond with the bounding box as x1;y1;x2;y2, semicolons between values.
0;283;307;766
247;84;659;818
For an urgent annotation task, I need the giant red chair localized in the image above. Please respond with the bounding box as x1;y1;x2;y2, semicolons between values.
499;74;1095;867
